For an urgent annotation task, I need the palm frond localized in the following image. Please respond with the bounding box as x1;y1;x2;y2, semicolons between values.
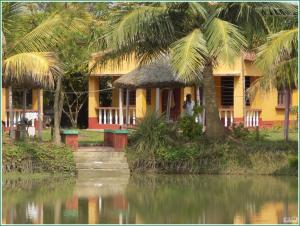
3;52;63;88
170;29;208;82
205;18;247;64
107;6;174;50
187;2;207;20
9;6;93;55
255;28;298;73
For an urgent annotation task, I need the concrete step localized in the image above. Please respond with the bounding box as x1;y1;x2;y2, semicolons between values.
74;155;127;162
77;169;130;178
77;146;116;152
76;162;129;170
74;150;127;165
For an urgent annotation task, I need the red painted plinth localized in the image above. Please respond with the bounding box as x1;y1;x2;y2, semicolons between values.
113;133;128;150
61;134;78;150
104;131;114;146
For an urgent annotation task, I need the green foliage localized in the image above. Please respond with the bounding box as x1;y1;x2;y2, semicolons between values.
231;124;250;139
288;154;298;168
178;115;203;140
126;112;177;166
3;140;76;174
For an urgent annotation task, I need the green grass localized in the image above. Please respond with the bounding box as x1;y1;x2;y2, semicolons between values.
260;129;298;141
42;128;104;146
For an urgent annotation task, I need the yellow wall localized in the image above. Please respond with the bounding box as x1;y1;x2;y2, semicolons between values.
214;57;241;75
90;54;138;76
244;61;262;76
251;87;298;122
88;77;99;118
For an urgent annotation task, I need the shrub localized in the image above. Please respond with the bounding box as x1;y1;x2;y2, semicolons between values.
3;141;76;174
177;115;203;140
127;112;177;167
231;124;250;139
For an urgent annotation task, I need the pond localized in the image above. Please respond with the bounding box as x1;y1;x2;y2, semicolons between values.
2;172;298;224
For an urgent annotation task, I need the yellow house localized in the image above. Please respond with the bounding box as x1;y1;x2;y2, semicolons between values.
88;52;298;130
1;87;43;130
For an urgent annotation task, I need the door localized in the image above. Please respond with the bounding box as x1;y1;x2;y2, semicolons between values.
161;88;181;121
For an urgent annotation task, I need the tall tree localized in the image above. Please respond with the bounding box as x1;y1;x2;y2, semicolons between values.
253;28;298;141
93;2;295;139
92;3;245;139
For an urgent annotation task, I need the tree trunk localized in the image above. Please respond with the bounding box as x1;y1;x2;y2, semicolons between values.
283;88;291;141
202;62;225;139
9;86;14;139
53;77;64;145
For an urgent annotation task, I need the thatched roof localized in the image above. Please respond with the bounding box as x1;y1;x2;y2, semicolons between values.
2;77;44;89
113;59;199;89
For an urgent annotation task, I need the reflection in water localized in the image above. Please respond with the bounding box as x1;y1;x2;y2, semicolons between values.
2;173;298;224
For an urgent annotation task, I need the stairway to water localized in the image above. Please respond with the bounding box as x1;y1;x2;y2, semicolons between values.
74;146;130;174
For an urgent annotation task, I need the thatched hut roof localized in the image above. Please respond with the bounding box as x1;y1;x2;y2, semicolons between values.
113;59;200;89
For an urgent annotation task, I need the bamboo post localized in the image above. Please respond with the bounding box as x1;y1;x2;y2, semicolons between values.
22;89;27;120
126;89;130;126
9;86;14;139
155;88;160;113
166;89;172;121
38;88;42;141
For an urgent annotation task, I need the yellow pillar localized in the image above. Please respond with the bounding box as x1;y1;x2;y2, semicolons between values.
233;76;244;123
136;88;147;119
88;76;99;118
2;88;7;122
32;89;43;112
88;197;99;224
32;89;38;111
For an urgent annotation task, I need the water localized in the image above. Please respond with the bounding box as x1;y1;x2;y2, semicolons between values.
2;172;298;224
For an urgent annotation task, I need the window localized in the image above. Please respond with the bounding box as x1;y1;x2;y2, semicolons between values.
245;76;251;106
221;77;234;106
8;89;33;109
123;89;136;105
277;90;292;107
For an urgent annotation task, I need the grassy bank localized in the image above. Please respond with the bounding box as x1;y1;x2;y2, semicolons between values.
2;135;76;174
126;113;298;175
42;128;104;146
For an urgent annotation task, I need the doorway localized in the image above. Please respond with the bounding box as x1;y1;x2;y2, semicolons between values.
161;88;181;121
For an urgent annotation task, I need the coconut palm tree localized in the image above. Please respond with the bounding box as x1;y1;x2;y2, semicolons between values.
2;2;91;140
94;2;295;139
253;27;298;141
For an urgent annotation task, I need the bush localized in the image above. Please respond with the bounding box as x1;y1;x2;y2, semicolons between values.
3;140;76;174
127;112;177;167
177;115;203;140
231;124;250;139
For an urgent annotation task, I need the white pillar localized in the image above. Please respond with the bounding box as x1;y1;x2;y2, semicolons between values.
119;88;123;125
155;88;160;112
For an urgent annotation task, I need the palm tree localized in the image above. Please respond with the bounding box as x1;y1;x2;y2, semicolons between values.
94;2;294;139
2;2;91;140
253;28;298;141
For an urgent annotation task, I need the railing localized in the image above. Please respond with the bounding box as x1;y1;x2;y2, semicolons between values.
5;109;38;127
219;108;234;127
98;107;136;125
245;109;260;127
